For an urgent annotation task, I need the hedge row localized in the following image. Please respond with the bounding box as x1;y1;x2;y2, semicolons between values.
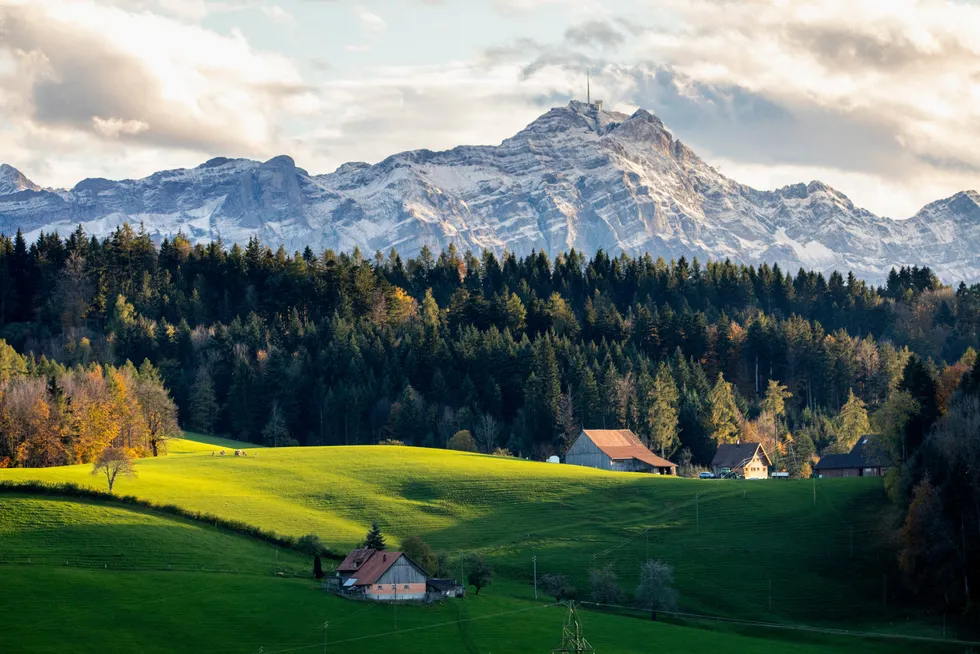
0;481;343;561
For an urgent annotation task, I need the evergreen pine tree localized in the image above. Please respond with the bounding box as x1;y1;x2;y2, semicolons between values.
648;363;679;457
835;389;870;452
363;521;386;550
708;373;742;445
188;366;219;435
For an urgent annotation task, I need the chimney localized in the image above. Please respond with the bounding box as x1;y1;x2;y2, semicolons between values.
383;554;387;562
736;439;740;446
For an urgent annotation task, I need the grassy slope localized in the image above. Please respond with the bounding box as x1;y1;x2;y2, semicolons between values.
0;444;899;627
0;496;946;654
165;431;266;454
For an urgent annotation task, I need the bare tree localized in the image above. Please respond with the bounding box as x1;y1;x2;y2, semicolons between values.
635;560;678;620
589;563;623;605
474;413;498;454
92;447;136;493
540;573;576;602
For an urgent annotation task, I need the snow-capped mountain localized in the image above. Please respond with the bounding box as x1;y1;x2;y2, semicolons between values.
2;101;979;283
0;164;41;196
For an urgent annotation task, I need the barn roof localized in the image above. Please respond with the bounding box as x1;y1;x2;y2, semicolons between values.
341;550;428;587
337;547;374;573
815;436;886;470
711;442;771;469
579;429;676;468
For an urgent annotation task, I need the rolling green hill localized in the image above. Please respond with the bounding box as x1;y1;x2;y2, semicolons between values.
0;439;967;651
0;494;957;654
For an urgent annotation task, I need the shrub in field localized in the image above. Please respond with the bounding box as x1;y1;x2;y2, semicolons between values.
448;430;477;452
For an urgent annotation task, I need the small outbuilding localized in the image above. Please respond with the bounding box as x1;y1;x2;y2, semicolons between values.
426;578;465;601
710;441;771;479
814;436;888;478
564;429;677;474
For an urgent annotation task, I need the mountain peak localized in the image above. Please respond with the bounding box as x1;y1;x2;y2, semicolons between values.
5;105;980;283
0;164;41;195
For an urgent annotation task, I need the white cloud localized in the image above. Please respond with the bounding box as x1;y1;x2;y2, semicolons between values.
356;7;386;36
92;116;150;138
260;4;294;25
0;0;311;185
1;0;978;220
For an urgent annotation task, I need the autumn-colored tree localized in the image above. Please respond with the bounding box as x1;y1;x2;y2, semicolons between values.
708;374;742;445
0;339;27;385
387;286;419;327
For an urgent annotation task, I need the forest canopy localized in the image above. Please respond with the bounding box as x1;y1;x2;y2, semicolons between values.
0;225;977;467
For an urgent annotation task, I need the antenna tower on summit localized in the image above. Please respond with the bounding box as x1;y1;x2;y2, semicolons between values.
585;71;602;113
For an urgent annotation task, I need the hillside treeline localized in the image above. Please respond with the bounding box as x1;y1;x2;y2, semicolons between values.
0;225;978;464
0;341;178;467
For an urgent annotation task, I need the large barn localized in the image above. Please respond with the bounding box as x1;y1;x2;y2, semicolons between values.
564;429;677;474
335;548;429;601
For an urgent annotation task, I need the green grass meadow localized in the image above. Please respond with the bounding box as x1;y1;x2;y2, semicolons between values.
0;437;972;652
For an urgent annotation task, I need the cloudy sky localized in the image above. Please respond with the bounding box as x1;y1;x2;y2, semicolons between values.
0;0;978;218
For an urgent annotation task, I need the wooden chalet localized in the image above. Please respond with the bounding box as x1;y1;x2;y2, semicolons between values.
710;441;771;479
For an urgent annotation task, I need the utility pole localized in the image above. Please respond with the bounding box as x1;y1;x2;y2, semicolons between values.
533;555;538;600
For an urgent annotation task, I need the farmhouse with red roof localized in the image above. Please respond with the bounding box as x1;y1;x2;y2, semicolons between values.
335;548;429;601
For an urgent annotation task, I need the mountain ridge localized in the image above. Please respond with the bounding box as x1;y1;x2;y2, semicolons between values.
2;101;979;283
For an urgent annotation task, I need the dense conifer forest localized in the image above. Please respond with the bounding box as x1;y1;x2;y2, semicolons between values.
1;223;978;610
1;224;978;463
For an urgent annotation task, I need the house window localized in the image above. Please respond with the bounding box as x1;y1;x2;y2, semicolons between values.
404;584;410;589
377;585;383;589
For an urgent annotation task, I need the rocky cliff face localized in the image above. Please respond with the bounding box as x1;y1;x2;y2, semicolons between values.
2;101;978;282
